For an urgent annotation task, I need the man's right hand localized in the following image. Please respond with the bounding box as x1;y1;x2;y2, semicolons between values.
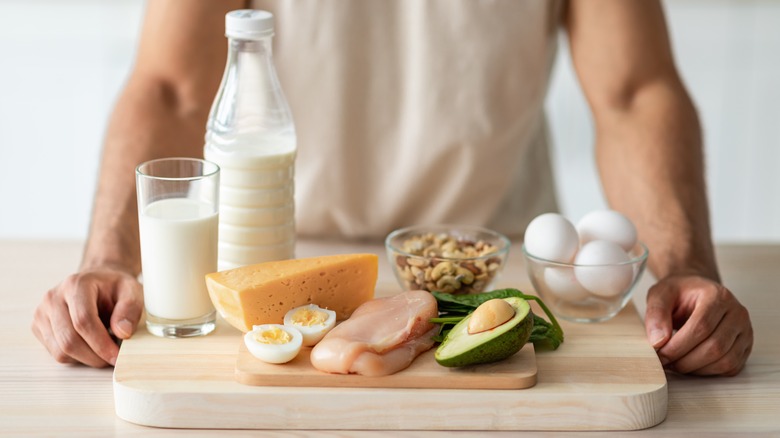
30;0;240;368
31;268;143;367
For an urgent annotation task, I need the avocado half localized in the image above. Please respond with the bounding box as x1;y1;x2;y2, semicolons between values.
435;297;533;367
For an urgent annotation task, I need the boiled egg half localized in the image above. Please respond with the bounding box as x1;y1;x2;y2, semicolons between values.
244;324;303;364
283;304;337;346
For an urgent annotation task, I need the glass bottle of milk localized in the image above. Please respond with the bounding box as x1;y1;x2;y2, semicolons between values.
205;10;296;271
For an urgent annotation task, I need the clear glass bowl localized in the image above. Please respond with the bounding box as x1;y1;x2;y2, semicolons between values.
385;224;511;295
522;242;649;323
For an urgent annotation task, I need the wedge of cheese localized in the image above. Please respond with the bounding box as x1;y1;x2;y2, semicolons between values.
205;253;378;332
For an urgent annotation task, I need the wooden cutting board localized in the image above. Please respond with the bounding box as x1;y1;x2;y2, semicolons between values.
113;287;667;431
235;342;537;390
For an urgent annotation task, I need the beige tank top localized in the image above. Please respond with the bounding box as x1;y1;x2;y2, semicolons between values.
252;0;562;240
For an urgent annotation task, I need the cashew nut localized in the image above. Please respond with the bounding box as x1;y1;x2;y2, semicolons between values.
441;240;457;254
436;274;462;292
430;261;456;281
407;257;429;268
455;266;475;285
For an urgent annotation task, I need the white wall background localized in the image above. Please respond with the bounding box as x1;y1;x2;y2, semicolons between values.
0;0;143;239
0;0;778;242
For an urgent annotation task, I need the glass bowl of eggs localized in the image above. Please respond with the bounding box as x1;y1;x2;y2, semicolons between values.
522;211;649;323
385;224;511;295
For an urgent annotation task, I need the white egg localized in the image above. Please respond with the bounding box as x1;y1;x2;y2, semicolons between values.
576;210;637;252
524;213;580;263
574;240;633;297
544;267;590;301
244;324;303;364
283;304;337;347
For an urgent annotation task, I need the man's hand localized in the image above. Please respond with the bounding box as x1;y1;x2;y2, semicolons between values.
30;0;237;367
645;275;753;376
31;268;143;367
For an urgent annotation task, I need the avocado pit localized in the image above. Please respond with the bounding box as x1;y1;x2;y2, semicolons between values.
467;298;516;334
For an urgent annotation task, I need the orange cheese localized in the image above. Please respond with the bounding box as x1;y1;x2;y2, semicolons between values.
205;253;378;332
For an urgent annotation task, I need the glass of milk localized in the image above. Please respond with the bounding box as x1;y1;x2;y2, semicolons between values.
136;158;220;338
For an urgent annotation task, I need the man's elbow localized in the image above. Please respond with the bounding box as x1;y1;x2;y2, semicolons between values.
587;73;697;124
123;71;215;122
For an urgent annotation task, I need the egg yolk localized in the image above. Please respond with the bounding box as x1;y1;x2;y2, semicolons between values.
291;308;328;327
254;327;293;345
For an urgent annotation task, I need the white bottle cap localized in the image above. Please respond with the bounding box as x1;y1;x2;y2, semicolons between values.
225;10;274;40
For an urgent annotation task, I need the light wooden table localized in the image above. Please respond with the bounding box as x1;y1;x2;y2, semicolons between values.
1;240;778;436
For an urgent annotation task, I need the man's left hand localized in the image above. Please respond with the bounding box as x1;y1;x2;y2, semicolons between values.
644;274;753;376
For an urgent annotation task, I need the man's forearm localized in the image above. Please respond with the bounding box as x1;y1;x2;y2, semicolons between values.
594;80;719;282
81;75;211;274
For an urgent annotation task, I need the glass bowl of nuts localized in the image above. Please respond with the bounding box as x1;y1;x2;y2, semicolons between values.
385;224;511;295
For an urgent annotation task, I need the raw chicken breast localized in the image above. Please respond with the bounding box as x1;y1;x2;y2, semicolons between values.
310;290;438;377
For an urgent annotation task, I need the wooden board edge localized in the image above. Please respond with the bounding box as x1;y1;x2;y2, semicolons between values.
112;377;666;431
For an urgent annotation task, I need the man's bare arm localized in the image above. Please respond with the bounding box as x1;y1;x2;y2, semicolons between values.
566;0;752;375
